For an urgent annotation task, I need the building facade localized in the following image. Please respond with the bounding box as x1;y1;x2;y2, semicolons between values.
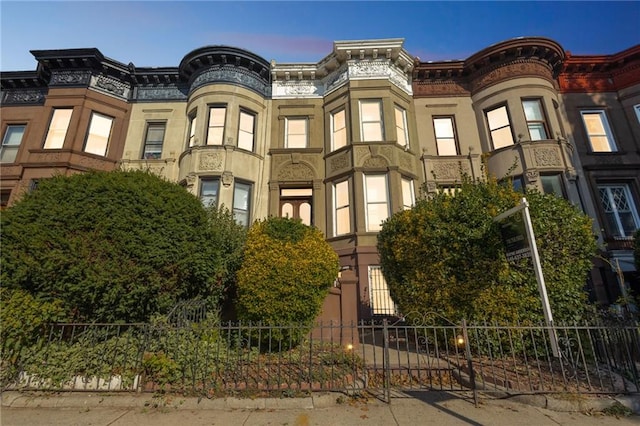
2;37;639;321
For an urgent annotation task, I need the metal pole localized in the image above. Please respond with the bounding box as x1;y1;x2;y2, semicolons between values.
382;318;391;403
521;198;560;357
461;320;477;408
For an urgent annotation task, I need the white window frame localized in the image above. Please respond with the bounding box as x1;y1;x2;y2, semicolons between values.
634;104;640;124
237;110;255;152
598;184;639;238
188;113;198;147
581;110;617;152
394;105;409;148
333;179;350;236
331;109;347;151
142;122;165;160
43;108;73;149
233;181;252;227
1;124;26;163
433;116;458;155
368;265;398;316
206;106;226;145
200;178;220;208
285;117;308;148
401;177;415;210
360;100;384;142
486;105;514;150
364;174;390;232
83;112;113;156
522;99;549;141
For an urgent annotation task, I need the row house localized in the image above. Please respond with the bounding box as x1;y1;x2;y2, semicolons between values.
2;37;638;322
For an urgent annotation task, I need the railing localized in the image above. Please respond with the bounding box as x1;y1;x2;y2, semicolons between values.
2;319;638;401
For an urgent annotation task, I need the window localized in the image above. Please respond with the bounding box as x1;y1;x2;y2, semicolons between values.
581;110;617;152
486;105;514;149
433;117;458;155
635;105;640;124
280;188;312;225
142;123;165;159
285;117;308;148
368;266;398;316
360;100;383;142
598;184;639;238
43;108;73;149
331;109;347;151
188;113;197;147
233;181;252;227
0;190;10;210
207;106;226;145
395;105;409;148
401;178;415;210
83;112;113;156
238;110;255;151
200;178;219;208
1;124;25;163
364;174;389;232
541;174;565;198
333;180;350;236
522;99;549;141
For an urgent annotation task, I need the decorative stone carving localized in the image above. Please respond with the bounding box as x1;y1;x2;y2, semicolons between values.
379;146;393;160
221;171;234;187
191;66;271;97
277;163;314;181
273;81;320;98
534;148;561;167
198;153;224;171
565;169;578;182
32;152;63;163
135;85;188;101
400;152;413;170
525;170;539;183
354;146;370;166
77;155;110;170
425;182;438;193
291;153;301;164
2;89;46;104
470;60;553;93
324;67;348;93
413;81;469;97
431;161;470;180
363;156;388;168
185;174;196;188
349;60;389;79
330;154;350;171
50;70;91;86
91;75;130;99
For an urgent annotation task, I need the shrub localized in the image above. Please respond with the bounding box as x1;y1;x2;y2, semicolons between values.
235;217;339;348
1;170;231;323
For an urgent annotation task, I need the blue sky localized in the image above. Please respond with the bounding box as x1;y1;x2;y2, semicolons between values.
1;1;639;71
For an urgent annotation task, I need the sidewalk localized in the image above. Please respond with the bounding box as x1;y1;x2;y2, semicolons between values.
1;391;638;426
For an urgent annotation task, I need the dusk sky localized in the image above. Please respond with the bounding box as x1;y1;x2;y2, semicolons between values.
1;1;639;72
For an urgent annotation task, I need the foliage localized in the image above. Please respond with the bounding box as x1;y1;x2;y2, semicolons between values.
634;229;640;273
0;288;68;373
0;170;236;323
377;175;597;326
234;217;339;348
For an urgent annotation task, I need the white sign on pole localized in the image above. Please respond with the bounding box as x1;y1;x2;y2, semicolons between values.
494;197;560;358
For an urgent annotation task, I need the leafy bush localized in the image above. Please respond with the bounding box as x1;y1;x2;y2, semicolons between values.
1;170;236;323
235;217;339;348
377;175;597;326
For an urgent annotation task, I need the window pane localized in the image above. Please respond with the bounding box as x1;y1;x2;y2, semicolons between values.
336;206;350;235
361;101;381;121
365;175;389;232
188;116;197;147
528;123;547;141
299;202;311;226
84;113;113;156
286;118;307;148
207;107;226;145
334;180;350;236
541;175;564;198
369;266;397;316
233;182;251;227
333;109;345;129
487;107;509;130
335;181;349;207
238;112;255;151
583;114;606;134
491;127;514;149
281;188;312;197
1;125;25;163
589;136;613;152
582;111;616;152
365;175;387;202
401;178;414;209
362;122;383;141
598;185;639;238
143;123;165;159
523;100;544;121
366;204;388;231
395;106;408;147
433;118;454;138
200;179;219;207
209;107;226;126
281;202;293;218
44;109;73;149
207;127;224;146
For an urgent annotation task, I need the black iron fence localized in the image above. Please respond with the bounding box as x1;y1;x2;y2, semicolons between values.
2;319;638;401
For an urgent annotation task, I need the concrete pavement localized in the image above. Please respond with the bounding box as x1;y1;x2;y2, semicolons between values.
1;390;638;426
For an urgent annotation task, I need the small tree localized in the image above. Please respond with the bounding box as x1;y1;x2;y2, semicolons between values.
377;176;597;325
1;170;237;323
235;217;339;348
